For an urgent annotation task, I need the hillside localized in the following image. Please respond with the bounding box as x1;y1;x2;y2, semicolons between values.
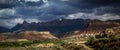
17;31;58;40
0;31;58;41
62;21;120;42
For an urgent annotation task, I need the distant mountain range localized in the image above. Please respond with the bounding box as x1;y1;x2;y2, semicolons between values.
0;19;120;37
11;19;88;37
0;27;10;33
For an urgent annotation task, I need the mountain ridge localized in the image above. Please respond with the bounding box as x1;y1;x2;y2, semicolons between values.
0;19;120;37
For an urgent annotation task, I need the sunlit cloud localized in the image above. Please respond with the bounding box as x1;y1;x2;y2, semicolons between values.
24;0;40;2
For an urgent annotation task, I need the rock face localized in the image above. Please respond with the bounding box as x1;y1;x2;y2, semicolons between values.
17;31;58;40
63;20;120;39
0;31;58;41
104;26;120;38
0;35;5;41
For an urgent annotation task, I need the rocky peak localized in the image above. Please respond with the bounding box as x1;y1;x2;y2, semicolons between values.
23;20;28;24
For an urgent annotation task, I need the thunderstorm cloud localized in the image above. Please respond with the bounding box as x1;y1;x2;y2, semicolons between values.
0;0;120;28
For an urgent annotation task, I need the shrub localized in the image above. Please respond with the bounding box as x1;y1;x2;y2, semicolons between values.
86;36;96;45
0;40;65;48
87;37;120;50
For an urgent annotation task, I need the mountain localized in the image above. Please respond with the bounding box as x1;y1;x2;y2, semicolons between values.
86;20;120;31
1;19;120;38
0;31;57;41
63;20;120;38
0;34;5;41
108;19;120;23
11;19;88;37
14;31;58;40
0;27;10;33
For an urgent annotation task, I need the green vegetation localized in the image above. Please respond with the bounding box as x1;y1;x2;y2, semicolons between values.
86;35;120;50
86;36;96;45
61;43;87;50
32;40;65;44
0;41;33;47
0;40;65;48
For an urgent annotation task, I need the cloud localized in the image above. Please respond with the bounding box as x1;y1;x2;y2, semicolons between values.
25;18;41;23
24;0;40;2
0;0;120;28
66;12;120;21
94;6;120;15
0;18;24;28
0;18;41;28
60;0;69;2
0;0;14;4
0;8;16;17
0;0;20;9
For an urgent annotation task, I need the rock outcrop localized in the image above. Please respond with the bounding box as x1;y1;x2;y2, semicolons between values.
0;31;58;41
17;31;58;40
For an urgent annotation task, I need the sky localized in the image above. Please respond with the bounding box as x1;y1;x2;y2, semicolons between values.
0;0;120;28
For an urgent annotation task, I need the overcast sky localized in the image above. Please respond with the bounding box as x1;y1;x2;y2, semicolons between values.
0;0;120;28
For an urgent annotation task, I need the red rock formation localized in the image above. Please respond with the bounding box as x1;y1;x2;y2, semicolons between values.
17;31;58;40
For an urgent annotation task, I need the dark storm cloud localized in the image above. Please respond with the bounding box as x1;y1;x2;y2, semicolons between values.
46;0;120;16
0;4;15;9
0;0;120;28
0;0;120;14
94;6;120;15
64;0;120;9
0;0;20;9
